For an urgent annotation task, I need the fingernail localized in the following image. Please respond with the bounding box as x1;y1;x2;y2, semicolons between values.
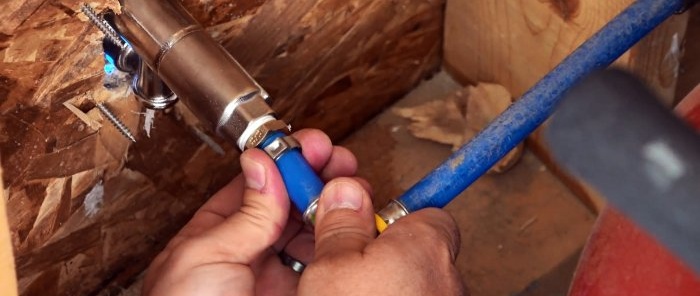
322;181;363;211
241;156;266;191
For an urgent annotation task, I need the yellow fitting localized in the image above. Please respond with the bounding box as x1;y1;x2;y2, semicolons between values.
375;214;388;233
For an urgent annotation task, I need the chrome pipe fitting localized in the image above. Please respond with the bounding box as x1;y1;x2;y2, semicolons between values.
132;61;178;110
115;0;277;148
377;200;410;226
303;199;319;225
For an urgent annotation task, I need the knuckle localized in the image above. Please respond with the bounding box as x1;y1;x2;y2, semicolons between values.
237;203;284;243
404;209;461;260
317;215;373;243
297;128;331;149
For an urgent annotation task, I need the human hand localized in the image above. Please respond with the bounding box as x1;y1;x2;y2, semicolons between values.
143;129;363;295
298;178;466;296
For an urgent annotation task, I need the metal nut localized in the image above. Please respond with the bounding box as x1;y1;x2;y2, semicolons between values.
220;95;275;146
245;119;290;149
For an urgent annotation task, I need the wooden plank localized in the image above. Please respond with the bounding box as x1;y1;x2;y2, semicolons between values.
444;0;688;103
0;168;18;296
444;0;690;212
0;1;443;294
342;72;595;296
676;6;700;102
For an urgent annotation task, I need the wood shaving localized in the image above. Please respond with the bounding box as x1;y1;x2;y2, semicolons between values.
394;82;524;174
63;102;102;131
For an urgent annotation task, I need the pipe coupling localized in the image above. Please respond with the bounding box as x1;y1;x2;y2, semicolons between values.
377;200;410;226
303;198;319;225
115;0;275;148
132;61;178;110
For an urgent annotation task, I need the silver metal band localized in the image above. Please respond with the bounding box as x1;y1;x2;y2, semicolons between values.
377;199;410;226
279;251;305;274
302;198;319;225
262;135;301;160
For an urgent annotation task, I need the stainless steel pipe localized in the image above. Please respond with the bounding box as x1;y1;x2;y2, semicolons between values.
115;0;275;148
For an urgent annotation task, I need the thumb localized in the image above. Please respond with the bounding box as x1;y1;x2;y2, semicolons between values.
314;178;376;260
199;149;290;264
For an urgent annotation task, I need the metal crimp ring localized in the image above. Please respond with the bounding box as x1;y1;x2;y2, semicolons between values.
302;198;319;225
262;135;300;160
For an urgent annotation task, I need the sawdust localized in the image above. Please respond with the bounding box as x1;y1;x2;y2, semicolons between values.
394;83;524;174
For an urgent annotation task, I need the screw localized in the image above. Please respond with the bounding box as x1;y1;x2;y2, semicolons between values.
96;103;137;143
80;3;127;49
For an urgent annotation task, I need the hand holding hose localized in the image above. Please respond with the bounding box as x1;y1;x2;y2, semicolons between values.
143;129;465;295
299;178;465;296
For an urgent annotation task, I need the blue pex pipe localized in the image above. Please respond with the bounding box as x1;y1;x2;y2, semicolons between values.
260;132;324;214
396;0;685;212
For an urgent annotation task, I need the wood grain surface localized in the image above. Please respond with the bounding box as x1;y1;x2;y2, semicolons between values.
444;0;689;103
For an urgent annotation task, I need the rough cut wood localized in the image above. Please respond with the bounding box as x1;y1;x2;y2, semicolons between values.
0;0;443;295
444;0;690;212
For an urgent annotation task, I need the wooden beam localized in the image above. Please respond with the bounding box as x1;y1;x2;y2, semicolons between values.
444;0;690;212
676;6;700;102
445;1;689;103
0;0;443;294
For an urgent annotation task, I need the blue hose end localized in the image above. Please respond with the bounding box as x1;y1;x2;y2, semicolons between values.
260;132;324;217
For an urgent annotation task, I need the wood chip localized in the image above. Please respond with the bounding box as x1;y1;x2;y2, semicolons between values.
63;102;102;131
394;82;524;174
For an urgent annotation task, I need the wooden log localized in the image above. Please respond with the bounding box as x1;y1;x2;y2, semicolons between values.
0;0;443;294
443;0;690;212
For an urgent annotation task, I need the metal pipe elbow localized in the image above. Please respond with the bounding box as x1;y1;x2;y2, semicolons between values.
115;0;274;149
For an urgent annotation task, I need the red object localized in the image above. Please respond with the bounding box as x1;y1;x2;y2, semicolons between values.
568;85;700;296
569;209;700;295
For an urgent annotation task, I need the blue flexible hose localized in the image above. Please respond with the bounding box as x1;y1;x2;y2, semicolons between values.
260;132;324;214
396;0;685;212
